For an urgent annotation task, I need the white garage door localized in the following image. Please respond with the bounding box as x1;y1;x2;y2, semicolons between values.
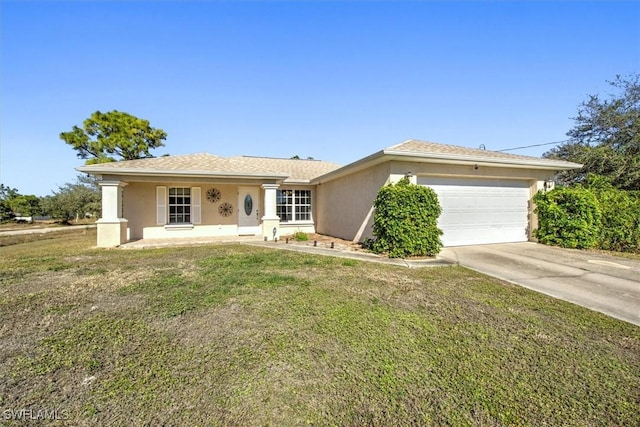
418;177;530;246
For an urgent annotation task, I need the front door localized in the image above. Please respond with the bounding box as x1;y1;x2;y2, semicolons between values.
238;187;260;235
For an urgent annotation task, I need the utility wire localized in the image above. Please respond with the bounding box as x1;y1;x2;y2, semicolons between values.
496;139;571;152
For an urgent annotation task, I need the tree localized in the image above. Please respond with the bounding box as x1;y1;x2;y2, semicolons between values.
544;74;640;190
60;110;167;164
8;195;42;217
0;184;19;221
42;175;101;222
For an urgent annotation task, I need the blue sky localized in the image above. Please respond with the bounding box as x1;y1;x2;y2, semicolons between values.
1;1;638;196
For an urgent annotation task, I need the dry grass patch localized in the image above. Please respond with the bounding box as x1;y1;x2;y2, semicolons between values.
0;231;638;426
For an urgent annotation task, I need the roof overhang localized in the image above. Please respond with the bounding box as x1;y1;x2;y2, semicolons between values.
77;166;291;182
311;149;582;184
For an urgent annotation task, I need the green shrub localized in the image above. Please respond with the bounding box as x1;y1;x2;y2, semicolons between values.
533;187;601;249
585;175;640;253
370;178;443;258
292;231;309;241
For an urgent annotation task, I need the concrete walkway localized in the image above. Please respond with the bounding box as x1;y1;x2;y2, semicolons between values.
120;236;451;267
248;240;452;268
119;235;266;249
439;242;640;326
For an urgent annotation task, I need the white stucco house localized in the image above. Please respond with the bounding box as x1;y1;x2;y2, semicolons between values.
78;139;581;248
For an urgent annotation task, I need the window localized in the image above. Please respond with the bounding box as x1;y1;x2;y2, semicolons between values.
168;187;191;224
294;189;311;221
276;190;293;221
277;189;311;222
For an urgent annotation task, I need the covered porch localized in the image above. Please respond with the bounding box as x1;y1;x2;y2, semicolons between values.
77;152;342;248
96;179;317;248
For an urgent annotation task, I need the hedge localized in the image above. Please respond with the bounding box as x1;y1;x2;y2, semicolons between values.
585;175;640;253
534;175;640;253
533;187;601;249
370;178;443;258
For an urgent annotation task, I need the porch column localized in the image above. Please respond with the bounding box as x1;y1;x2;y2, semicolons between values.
261;183;280;240
96;181;128;247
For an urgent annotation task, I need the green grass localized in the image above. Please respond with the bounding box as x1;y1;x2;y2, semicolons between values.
0;230;638;426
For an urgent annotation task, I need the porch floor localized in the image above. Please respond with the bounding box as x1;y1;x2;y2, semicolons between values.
119;235;264;250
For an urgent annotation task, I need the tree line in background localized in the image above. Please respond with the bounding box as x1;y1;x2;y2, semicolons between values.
0;176;101;223
544;74;639;190
535;74;640;253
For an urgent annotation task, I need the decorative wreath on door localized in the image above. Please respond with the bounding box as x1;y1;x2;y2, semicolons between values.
218;202;233;217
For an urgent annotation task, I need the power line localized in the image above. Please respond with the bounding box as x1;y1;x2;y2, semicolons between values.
496;139;571;152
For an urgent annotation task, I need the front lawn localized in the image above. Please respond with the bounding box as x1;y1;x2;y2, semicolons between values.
1;231;638;425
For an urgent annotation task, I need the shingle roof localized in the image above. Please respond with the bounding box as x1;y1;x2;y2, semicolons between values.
78;140;581;184
228;155;342;182
312;139;582;183
386;139;577;166
77;153;342;183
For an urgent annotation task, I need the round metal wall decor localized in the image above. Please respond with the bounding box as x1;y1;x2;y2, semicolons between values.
219;202;233;217
244;194;253;216
206;188;221;203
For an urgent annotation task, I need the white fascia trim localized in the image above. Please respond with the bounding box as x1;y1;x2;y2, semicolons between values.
312;150;581;184
76;167;289;181
281;179;315;185
383;149;583;170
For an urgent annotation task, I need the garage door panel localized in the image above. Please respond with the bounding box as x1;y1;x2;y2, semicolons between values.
418;177;529;246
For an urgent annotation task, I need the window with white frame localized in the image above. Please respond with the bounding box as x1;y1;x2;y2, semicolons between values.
276;189;311;222
168;187;191;224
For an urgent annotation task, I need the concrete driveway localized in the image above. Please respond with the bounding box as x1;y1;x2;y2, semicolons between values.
439;242;640;326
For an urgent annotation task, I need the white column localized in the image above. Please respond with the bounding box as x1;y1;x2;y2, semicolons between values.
261;183;280;220
261;183;280;240
99;181;127;220
96;181;128;247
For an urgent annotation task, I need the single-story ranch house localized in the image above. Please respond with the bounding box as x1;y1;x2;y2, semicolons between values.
78;139;581;248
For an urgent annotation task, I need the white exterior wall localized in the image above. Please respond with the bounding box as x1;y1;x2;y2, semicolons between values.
279;223;316;236
315;162;391;241
316;160;556;243
123;182;259;240
142;224;240;239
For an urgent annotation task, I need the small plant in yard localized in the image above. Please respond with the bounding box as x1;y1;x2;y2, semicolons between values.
370;177;443;258
292;231;309;241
